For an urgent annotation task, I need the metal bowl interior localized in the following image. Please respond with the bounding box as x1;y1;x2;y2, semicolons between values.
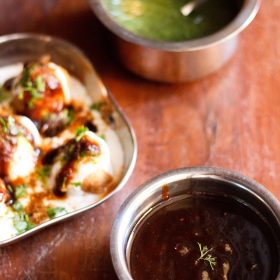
89;0;261;51
111;167;280;280
0;33;137;247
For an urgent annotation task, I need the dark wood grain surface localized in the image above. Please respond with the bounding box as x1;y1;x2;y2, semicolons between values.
0;0;279;279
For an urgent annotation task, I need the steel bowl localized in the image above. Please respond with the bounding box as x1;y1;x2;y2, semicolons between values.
89;0;260;82
0;33;137;247
111;167;280;279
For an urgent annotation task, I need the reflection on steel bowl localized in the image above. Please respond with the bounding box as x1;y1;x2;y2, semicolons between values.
111;167;280;280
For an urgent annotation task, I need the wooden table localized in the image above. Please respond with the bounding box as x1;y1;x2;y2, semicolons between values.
0;0;279;279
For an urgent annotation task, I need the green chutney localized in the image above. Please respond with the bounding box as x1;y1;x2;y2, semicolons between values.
103;0;242;42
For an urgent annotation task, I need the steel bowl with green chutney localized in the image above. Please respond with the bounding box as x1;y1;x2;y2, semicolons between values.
89;0;260;82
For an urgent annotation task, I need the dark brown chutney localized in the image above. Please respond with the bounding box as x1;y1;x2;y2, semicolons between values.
129;195;279;280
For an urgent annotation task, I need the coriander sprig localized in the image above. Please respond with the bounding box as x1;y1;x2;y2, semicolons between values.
196;242;217;270
18;65;46;108
71;182;82;188
75;126;89;141
47;207;67;219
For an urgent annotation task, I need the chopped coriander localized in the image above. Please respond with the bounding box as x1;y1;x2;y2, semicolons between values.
90;102;104;111
38;165;51;181
75;126;89;141
71;182;82;188
15;184;27;199
27;88;43;109
19;65;33;87
35;76;46;92
13;201;24;212
196;242;217;270
63;108;75;125
18;65;46;108
47;207;67;219
13;213;34;234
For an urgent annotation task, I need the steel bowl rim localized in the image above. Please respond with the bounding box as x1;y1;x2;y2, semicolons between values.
110;166;280;280
0;32;138;247
89;0;261;52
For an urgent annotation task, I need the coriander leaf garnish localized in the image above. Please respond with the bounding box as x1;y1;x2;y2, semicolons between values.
90;102;104;111
196;242;217;270
13;201;24;212
19;65;33;87
71;182;82;188
13;213;34;234
38;165;51;182
14;184;27;199
63;108;75;125
18;65;46;108
75;126;89;141
27;86;43;108
34;76;46;92
47;207;67;219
